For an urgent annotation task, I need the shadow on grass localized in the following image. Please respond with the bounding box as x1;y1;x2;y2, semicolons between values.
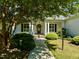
68;41;79;46
47;43;57;51
45;40;63;51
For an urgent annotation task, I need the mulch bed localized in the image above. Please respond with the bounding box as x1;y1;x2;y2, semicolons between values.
0;48;30;59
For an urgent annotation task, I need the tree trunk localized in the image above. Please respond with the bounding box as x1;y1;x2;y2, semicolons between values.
0;0;10;50
2;18;9;50
2;17;11;49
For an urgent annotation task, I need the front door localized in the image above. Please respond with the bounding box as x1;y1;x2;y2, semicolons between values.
37;24;41;34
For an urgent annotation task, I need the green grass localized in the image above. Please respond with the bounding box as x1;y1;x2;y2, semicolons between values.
47;39;79;59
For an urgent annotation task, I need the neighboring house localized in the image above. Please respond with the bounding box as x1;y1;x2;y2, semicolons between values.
64;14;79;36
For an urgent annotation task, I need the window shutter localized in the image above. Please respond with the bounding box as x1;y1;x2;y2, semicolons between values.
21;24;23;32
55;24;57;32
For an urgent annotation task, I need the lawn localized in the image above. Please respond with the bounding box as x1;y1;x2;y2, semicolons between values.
47;39;79;59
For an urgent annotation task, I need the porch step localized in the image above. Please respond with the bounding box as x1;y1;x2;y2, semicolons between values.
34;35;45;39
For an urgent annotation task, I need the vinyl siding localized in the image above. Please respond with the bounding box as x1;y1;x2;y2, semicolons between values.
65;18;79;36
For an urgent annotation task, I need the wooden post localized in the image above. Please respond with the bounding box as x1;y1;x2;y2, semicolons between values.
62;37;64;50
62;28;64;50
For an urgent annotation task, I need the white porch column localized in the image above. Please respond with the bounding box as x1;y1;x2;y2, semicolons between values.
62;21;65;28
29;22;34;35
32;24;34;35
29;22;32;34
45;22;47;35
48;22;49;33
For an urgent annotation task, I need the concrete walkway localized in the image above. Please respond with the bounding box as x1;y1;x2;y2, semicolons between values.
28;38;55;59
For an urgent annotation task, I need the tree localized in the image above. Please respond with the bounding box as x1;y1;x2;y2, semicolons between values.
0;0;20;49
0;0;78;50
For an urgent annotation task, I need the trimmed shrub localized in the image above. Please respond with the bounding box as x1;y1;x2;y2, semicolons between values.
71;36;79;45
11;33;36;51
45;40;57;50
57;31;62;38
45;32;59;40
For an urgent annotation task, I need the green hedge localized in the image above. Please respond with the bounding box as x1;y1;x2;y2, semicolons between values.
45;32;59;40
11;33;36;51
71;36;79;45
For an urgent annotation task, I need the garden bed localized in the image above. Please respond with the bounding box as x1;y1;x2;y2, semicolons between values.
0;49;29;59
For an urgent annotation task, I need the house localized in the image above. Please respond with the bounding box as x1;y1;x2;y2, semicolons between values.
14;15;65;36
0;14;79;37
14;14;79;37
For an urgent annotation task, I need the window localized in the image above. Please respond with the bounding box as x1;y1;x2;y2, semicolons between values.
49;24;57;32
21;23;29;32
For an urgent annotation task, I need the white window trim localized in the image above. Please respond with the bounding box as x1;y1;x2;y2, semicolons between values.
49;23;57;32
22;23;29;32
48;22;49;33
45;22;47;35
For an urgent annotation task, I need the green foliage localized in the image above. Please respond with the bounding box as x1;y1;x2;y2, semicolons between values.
45;32;59;40
57;31;62;38
62;28;68;38
11;33;36;51
64;37;73;41
71;36;79;45
0;0;78;22
62;28;73;38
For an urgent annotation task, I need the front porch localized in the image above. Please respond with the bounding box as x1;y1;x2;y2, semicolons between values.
14;20;63;35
